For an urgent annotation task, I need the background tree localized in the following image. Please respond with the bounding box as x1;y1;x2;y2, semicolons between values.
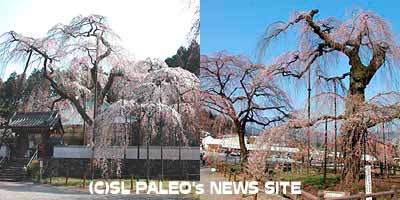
21;68;55;111
199;109;236;137
201;51;291;161
165;40;200;76
0;72;18;117
258;9;400;184
0;70;53;148
0;73;19;148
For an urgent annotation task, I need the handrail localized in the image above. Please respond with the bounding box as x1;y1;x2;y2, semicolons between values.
25;150;38;169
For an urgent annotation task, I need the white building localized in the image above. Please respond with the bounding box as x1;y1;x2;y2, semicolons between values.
217;135;299;153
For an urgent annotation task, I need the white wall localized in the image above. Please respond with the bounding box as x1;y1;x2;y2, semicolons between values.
0;145;9;158
53;145;200;160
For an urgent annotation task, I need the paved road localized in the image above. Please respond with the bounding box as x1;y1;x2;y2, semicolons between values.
200;167;243;200
1;169;285;200
0;181;197;200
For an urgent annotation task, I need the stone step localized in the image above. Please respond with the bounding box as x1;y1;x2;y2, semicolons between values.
1;168;25;171
3;160;27;163
0;170;25;172
0;169;24;172
2;166;25;168
0;173;24;176
0;175;25;178
0;178;21;182
0;171;24;173
0;172;24;175
0;176;24;180
0;171;24;174
0;167;24;170
0;174;24;176
0;159;30;182
0;177;25;180
2;165;25;167
0;168;24;171
5;162;26;164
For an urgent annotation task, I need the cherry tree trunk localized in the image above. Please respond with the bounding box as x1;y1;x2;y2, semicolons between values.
235;120;248;163
341;61;369;184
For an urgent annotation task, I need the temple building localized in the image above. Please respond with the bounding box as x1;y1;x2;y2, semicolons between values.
8;111;64;159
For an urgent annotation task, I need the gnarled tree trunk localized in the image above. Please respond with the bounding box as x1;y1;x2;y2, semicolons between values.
341;57;372;184
234;119;248;163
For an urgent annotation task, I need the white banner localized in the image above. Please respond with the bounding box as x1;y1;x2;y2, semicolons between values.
365;165;372;200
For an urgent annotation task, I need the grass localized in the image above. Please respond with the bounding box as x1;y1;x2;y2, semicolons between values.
276;169;340;189
215;162;340;189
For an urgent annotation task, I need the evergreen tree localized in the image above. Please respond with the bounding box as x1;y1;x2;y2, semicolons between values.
165;40;199;76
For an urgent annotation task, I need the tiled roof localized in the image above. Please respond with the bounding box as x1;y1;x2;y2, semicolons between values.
9;111;61;130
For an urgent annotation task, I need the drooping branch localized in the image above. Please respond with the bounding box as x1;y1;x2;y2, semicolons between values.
318;72;350;82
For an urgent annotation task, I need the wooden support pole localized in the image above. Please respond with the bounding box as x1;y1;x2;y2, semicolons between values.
359;192;365;200
392;185;398;200
65;170;69;185
323;118;328;187
131;175;134;190
382;122;390;178
49;170;52;184
317;191;324;200
82;171;87;188
224;167;227;177
253;193;257;200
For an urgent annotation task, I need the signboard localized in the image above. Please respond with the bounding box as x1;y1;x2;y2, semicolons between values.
323;191;348;198
38;143;46;158
38;144;45;152
365;165;372;200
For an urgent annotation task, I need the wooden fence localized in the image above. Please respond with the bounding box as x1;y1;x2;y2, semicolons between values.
288;186;399;200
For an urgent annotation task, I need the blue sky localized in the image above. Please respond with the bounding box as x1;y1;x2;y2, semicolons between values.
201;0;400;109
201;0;400;56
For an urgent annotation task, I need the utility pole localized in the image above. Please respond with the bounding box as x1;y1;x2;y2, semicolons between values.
333;80;338;174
